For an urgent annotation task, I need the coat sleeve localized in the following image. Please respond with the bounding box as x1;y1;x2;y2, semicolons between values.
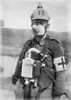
12;40;32;85
52;41;67;97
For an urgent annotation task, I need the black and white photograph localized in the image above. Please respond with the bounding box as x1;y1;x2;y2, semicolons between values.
0;0;71;100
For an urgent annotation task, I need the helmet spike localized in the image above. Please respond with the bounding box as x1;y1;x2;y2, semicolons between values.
37;2;43;9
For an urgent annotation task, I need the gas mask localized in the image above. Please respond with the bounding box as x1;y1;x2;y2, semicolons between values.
32;24;45;36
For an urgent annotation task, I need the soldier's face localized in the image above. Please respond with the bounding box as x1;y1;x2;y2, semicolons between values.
31;19;48;37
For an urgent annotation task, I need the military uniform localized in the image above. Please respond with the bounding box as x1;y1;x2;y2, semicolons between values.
12;35;67;99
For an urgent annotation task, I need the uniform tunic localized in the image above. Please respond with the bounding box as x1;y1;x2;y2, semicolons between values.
12;35;66;96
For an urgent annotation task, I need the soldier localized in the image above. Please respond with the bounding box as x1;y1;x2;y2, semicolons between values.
12;3;68;100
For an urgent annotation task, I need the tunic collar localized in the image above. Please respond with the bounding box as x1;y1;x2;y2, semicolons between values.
33;34;49;46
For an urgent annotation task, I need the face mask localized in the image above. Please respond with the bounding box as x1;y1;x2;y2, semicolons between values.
32;24;45;36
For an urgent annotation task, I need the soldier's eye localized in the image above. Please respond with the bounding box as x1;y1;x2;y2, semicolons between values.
33;21;42;25
32;21;38;25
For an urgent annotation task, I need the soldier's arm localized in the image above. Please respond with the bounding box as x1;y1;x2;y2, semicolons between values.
12;46;25;85
12;40;32;85
52;40;67;97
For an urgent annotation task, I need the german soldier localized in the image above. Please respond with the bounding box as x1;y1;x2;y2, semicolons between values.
12;3;67;100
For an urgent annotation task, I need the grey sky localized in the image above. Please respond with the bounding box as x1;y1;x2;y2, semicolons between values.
0;0;71;32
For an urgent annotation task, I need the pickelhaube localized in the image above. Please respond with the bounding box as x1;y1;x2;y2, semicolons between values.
30;2;50;21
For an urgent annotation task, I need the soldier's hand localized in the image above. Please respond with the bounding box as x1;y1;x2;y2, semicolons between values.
13;84;17;91
13;80;23;93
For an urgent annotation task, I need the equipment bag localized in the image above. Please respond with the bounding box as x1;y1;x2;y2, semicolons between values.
33;60;42;78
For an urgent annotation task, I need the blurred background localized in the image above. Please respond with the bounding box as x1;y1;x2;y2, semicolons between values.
0;0;71;100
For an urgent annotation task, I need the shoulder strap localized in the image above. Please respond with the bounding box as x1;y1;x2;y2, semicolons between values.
50;38;61;44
